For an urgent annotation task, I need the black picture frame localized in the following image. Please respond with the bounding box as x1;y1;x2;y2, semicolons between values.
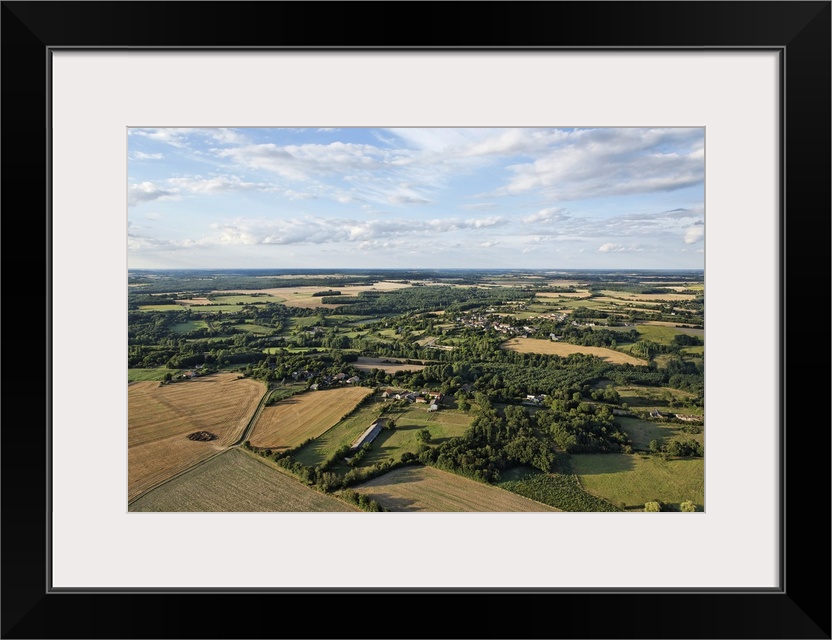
3;2;829;638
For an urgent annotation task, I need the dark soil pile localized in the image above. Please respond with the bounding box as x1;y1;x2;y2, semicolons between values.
187;431;218;442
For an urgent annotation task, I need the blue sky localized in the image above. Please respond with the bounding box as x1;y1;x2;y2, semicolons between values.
127;127;704;269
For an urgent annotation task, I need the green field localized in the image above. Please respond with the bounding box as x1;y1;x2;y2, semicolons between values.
232;322;276;335
616;416;703;450
358;406;473;468
293;397;388;467
171;320;208;334
130;449;357;512
570;453;704;511
188;304;252;314
616;385;702;415
138;304;184;312
127;367;182;382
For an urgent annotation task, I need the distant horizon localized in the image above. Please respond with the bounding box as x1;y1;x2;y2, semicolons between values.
128;267;705;273
128;127;704;270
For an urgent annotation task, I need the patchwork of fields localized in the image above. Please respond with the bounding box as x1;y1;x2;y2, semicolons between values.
128;374;265;500
352;465;559;512
130;449;357;512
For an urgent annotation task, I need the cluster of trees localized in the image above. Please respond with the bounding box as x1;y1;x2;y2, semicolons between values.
649;438;704;457
417;396;630;483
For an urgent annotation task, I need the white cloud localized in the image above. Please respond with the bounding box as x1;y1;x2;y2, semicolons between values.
145;212;162;220
128;182;177;207
131;151;163;160
186;214;508;248
684;222;705;244
388;194;431;205
598;243;626;253
167;174;274;194
500;128;704;200
522;207;569;225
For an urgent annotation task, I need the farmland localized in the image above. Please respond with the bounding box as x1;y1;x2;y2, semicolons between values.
130;449;357;512
292;397;388;467
616;416;703;451
249;386;373;450
128;267;704;512
501;337;646;365
357;406;473;468
352;465;559;512
570;454;704;511
128;373;265;500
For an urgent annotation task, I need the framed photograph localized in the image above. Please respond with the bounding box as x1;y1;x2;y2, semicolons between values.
4;2;829;638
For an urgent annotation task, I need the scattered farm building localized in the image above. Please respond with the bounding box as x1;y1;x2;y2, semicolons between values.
350;419;386;450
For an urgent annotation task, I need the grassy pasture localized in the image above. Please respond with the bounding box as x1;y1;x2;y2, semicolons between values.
171;320;208;334
127;367;182;382
615;385;702;416
616;416;703;451
293;397;388;467
249;386;373;450
187;304;254;314
353;465;558;512
138;304;184;312
233;322;275;335
501;338;646;365
128;373;266;501
624;324;685;345
130;449;357;512
358;406;473;467
571;453;704;511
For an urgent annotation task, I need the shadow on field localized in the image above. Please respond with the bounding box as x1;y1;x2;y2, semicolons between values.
368;492;419;511
571;454;636;475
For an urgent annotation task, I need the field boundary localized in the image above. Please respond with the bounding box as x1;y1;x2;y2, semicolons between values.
128;385;271;507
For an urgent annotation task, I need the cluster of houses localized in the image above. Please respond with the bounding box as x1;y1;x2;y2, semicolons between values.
382;389;443;411
291;368;361;390
454;313;537;337
179;364;205;379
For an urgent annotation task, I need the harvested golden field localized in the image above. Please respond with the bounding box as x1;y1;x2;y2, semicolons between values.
536;291;591;299
130;449;358;512
218;282;411;309
174;297;213;305
249;386;372;450
600;290;698;302
643;321;703;330
501;338;646;365
353;357;427;373
353;465;558;512
128;374;266;501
